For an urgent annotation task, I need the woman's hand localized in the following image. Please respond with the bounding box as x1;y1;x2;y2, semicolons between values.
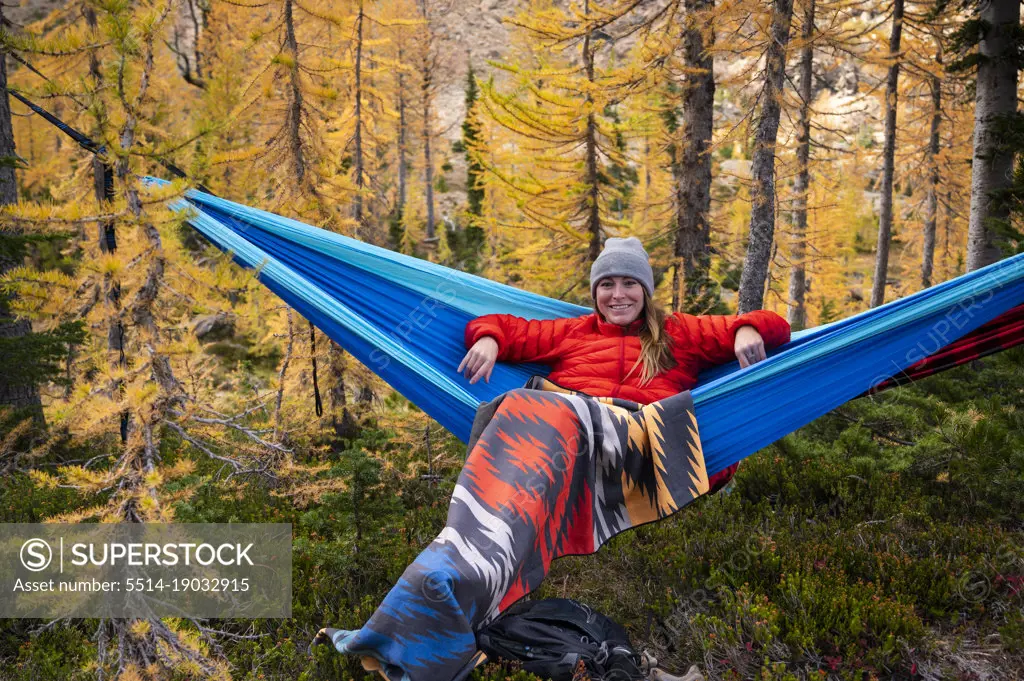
734;325;767;368
458;337;499;384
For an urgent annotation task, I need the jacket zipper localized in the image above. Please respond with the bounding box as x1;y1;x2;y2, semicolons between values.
611;334;626;397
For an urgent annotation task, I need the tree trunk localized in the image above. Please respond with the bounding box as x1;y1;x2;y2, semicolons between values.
737;0;794;314
86;6;103;83
869;0;903;308
943;188;952;271
170;0;206;87
82;5;125;437
95;156;124;432
0;17;15;207
583;6;602;263
348;7;377;416
285;0;352;430
672;0;716;313
352;0;365;236
922;44;941;288
420;1;436;243
397;48;408;220
115;0;178;523
0;6;44;421
422;81;435;242
284;0;307;185
787;0;814;330
328;340;357;439
966;0;1020;271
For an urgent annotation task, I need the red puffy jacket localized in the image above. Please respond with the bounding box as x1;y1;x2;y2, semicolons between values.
465;308;791;492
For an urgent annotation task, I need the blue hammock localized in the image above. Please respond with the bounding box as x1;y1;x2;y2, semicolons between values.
148;178;1024;478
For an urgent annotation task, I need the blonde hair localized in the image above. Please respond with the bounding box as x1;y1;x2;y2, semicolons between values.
595;289;676;386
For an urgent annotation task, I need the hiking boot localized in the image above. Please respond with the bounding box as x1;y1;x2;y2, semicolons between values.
648;664;704;681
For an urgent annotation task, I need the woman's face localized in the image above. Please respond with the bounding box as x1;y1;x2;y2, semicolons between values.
594;276;645;325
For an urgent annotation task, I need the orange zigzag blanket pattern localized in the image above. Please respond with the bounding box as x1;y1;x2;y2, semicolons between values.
322;376;708;681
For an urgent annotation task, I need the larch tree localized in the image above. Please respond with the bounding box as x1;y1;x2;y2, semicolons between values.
561;0;728;311
83;0;131;442
281;0;315;196
869;0;904;308
417;0;439;247
392;41;410;237
860;0;974;299
606;0;721;312
673;0;719;313
961;0;1021;270
737;0;795;314
0;6;16;206
329;0;397;408
380;4;420;250
344;0;370;238
0;2;45;420
897;2;961;289
786;0;817;329
581;0;602;263
2;0;133;425
761;0;905;323
227;0;365;435
2;2;342;673
221;0;353;222
921;36;943;288
6;4;224;677
933;46;976;281
478;0;635;296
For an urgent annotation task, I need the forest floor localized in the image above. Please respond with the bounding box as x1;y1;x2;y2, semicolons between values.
2;347;1022;681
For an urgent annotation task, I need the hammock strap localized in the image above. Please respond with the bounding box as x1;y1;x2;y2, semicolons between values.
12;90;331;419
6;89;209;192
309;321;323;417
7;89;103;155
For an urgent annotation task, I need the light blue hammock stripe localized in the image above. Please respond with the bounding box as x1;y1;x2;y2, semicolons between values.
694;263;1022;462
151;178;1024;477
182;186;588;320
168;201;495;427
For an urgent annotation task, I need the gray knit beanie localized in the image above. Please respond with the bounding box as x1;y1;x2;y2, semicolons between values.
590;237;655;298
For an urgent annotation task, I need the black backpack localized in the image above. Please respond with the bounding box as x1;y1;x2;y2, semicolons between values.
475;598;646;681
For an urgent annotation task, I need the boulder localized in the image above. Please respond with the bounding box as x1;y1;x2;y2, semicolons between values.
192;313;235;342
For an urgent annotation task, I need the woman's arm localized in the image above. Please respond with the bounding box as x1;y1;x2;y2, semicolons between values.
464;314;578;364
671;309;791;370
670;310;789;496
459;314;578;384
459;337;499;384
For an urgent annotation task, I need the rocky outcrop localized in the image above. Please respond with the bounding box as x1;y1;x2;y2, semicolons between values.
192;313;235;342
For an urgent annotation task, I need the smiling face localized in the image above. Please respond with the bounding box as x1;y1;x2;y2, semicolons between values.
594;276;645;325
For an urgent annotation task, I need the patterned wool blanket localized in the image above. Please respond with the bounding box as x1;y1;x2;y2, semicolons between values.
319;377;711;681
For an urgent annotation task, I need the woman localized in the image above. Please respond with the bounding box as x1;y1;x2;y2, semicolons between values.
458;236;791;492
324;238;791;681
